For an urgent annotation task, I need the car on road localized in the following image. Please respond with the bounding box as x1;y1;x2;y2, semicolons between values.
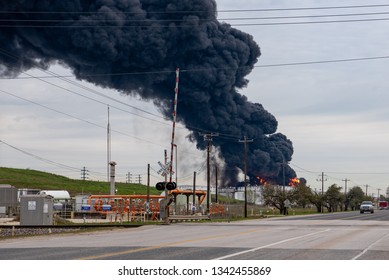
360;201;374;214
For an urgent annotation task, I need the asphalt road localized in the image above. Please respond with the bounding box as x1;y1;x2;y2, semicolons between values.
1;210;389;260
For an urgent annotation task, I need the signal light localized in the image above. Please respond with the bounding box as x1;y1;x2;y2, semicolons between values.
155;182;177;191
155;182;165;191
166;182;177;190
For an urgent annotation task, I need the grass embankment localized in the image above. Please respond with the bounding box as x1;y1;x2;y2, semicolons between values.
0;167;159;196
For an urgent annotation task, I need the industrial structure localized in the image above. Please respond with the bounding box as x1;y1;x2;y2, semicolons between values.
0;184;18;217
0;183;215;225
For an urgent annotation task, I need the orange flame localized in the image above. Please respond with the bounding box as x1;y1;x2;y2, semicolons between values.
289;177;300;187
256;176;268;185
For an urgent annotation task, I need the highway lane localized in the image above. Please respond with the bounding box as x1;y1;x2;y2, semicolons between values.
281;209;389;222
1;210;389;260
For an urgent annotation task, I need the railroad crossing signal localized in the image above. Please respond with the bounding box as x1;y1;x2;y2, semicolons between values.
155;182;177;191
157;161;175;177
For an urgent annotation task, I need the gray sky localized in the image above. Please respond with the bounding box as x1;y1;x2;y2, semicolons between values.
1;0;389;197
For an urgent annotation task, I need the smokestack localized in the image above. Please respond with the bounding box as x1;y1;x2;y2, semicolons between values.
0;0;296;185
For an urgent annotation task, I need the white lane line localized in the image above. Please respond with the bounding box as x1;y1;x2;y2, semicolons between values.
214;228;330;260
352;233;389;260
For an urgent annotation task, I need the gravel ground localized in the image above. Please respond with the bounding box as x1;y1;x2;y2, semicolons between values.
0;218;82;238
0;226;81;237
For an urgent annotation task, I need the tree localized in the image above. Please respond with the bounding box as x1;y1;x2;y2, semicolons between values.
293;181;312;209
308;188;323;213
346;186;365;211
262;185;294;214
324;184;343;212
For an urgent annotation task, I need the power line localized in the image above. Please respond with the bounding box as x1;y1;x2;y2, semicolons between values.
216;4;389;13
4;15;389;28
0;51;245;141
221;11;389;21
1;138;115;181
6;9;389;28
3;4;389;29
1;79;239;143
0;88;166;147
233;17;389;26
2;4;389;15
0;48;168;122
5;6;389;28
255;55;389;68
0;49;243;140
3;54;389;81
0;139;80;171
290;163;389;176
5;11;389;23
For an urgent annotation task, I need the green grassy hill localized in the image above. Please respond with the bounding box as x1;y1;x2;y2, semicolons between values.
0;167;158;196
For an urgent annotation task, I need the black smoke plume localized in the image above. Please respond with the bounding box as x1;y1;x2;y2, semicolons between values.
0;0;296;185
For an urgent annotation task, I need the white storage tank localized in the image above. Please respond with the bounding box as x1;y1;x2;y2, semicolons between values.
39;190;70;200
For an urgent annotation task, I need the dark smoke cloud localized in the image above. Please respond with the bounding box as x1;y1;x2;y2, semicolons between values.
0;0;296;185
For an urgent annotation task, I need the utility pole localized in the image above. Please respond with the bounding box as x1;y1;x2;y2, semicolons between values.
317;172;327;213
282;160;286;196
377;188;382;206
147;164;150;204
164;149;169;224
193;171;196;209
281;160;286;215
81;166;89;181
126;172;132;184
215;164;218;203
365;184;369;197
239;136;253;218
107;106;111;183
201;132;218;214
342;178;350;194
146;164;150;221
136;174;142;184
